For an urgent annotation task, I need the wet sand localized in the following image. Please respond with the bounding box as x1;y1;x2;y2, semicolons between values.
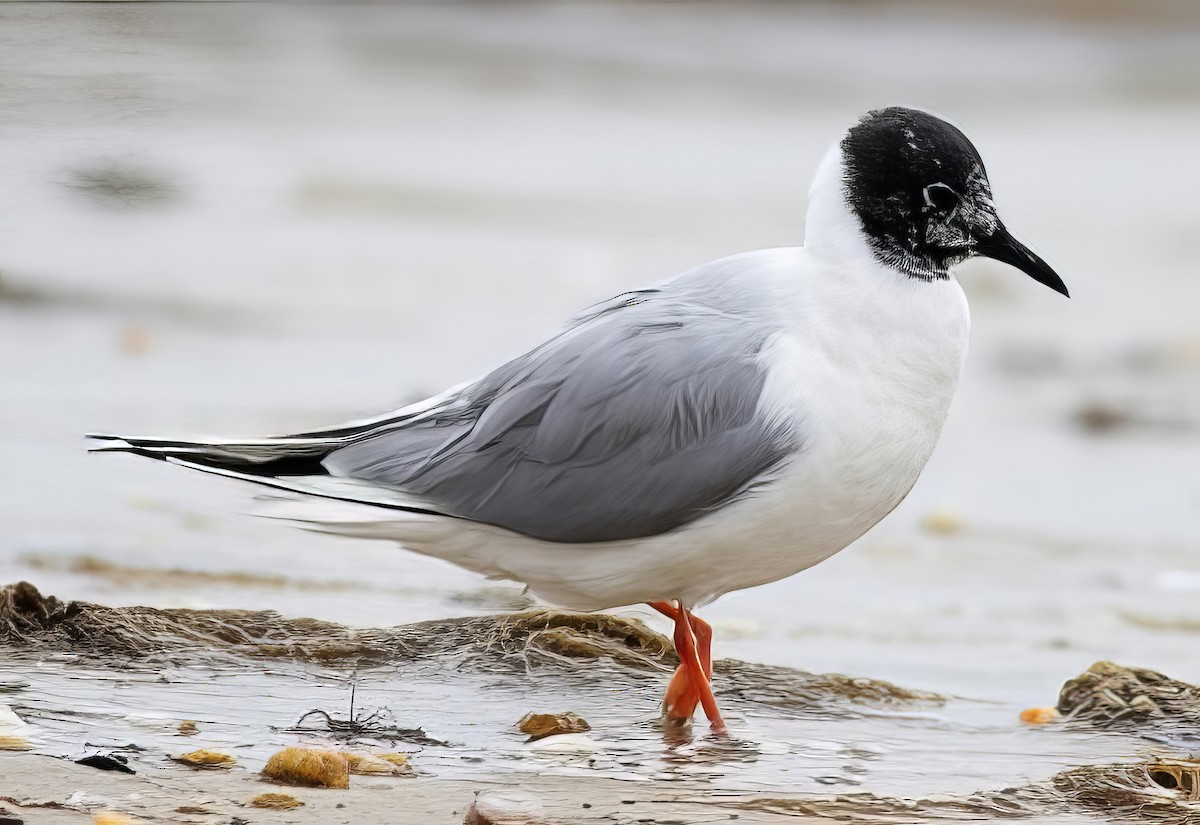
2;755;823;825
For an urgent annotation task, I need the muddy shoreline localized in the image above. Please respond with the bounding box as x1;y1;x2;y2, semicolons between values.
3;583;1200;824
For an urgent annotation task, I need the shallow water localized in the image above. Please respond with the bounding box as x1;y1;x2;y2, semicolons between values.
0;608;1163;808
2;2;1200;815
1;652;1132;794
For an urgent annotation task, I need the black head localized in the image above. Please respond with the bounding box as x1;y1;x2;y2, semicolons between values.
841;107;1067;296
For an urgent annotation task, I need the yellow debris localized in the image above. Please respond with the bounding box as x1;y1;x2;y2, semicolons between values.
177;720;199;736
344;752;411;776
920;508;963;536
1019;706;1063;724
250;792;305;810
374;752;411;768
93;814;138;825
261;746;349;789
0;735;32;751
172;749;236;769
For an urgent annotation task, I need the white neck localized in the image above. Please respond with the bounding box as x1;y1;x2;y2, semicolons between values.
801;142;884;277
787;138;971;400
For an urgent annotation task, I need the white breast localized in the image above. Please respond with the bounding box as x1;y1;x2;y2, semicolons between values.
725;247;970;581
456;246;970;611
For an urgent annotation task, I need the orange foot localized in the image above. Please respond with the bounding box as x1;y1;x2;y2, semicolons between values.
649;600;724;731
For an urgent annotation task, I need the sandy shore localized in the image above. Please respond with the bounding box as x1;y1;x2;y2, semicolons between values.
2;751;822;825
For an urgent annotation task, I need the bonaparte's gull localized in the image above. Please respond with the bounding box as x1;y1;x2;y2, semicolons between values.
90;107;1068;730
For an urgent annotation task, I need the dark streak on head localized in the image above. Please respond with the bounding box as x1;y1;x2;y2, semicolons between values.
841;107;999;281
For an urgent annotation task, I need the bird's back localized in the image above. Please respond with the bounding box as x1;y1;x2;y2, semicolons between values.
323;249;804;543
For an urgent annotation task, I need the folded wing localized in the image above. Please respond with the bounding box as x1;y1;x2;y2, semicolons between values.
91;286;797;544
325;292;796;542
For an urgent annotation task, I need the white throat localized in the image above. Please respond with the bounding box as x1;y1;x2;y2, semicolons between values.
801;142;882;275
785;137;972;412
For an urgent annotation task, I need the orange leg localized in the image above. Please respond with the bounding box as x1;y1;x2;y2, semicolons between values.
649;601;699;721
648;601;724;730
649;601;713;676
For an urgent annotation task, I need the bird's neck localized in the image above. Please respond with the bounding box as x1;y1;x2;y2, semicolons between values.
802;143;887;279
791;142;970;402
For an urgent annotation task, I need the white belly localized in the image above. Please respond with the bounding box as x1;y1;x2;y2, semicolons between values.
506;384;955;609
463;401;949;611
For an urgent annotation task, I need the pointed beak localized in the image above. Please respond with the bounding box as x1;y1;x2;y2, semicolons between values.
975;225;1069;297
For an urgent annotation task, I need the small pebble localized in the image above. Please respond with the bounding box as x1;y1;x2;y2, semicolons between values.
524;733;598;754
464;789;545;825
517;711;590;740
1019;706;1063;725
77;754;135;774
250;793;304;810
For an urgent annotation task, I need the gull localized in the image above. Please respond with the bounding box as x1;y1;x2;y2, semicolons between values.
89;107;1067;731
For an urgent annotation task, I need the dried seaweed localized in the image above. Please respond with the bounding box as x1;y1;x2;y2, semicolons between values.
738;760;1200;823
1057;661;1200;744
737;791;1038;822
718;659;942;712
65;161;180;209
0;582;942;716
0;580;951;738
1053;760;1200;820
284;708;446;747
0;581;670;672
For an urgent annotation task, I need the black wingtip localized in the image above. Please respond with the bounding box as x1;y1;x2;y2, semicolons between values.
84;435;174;461
86;444;168;460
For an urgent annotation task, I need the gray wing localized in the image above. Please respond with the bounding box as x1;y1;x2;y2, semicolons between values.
323;287;798;543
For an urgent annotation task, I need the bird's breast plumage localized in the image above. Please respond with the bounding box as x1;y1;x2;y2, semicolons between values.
497;247;972;610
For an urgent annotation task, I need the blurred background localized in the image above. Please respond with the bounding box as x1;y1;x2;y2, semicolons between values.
2;2;1199;715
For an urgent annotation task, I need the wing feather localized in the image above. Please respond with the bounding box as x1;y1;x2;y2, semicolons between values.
324;290;797;543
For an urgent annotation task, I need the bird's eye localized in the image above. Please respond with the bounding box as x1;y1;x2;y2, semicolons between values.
923;183;959;212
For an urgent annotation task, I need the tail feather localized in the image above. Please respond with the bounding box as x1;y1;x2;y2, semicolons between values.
85;385;476;525
84;384;470;476
85;433;462;522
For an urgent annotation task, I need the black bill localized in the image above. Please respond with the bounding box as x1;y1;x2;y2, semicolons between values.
976;225;1069;297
